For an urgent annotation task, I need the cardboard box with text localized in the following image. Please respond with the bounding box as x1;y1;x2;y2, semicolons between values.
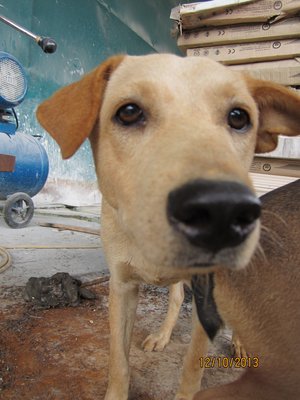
178;0;300;29
178;17;300;49
229;58;300;85
187;39;300;65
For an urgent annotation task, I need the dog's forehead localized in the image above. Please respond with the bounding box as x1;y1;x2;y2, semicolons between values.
108;54;240;94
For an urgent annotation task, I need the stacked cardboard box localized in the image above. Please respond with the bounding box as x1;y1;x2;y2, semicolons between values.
250;156;300;177
171;1;300;177
171;0;300;85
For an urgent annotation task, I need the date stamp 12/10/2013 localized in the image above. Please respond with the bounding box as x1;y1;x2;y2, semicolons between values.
199;356;259;369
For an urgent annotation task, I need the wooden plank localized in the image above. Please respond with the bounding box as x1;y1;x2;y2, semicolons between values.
251;172;298;196
39;222;100;236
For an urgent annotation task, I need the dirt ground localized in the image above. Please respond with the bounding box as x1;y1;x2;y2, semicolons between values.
0;282;242;400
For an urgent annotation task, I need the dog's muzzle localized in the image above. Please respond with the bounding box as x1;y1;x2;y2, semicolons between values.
167;179;261;253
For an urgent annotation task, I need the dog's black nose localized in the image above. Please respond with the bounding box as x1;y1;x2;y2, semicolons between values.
167;179;261;253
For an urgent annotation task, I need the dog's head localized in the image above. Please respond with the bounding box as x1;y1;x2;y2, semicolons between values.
37;54;300;273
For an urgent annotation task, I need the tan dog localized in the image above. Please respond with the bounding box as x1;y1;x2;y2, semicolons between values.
36;54;300;400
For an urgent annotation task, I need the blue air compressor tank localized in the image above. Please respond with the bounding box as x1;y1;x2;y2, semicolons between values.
0;128;49;200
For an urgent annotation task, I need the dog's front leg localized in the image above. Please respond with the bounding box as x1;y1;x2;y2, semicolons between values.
175;300;209;400
142;282;184;352
105;277;139;400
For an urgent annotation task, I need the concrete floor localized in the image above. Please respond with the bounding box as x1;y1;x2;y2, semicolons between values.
0;202;108;287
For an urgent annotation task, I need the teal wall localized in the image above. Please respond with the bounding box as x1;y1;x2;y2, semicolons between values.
0;0;185;183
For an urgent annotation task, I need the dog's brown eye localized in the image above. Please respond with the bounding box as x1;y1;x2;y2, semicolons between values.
228;108;250;132
115;103;145;126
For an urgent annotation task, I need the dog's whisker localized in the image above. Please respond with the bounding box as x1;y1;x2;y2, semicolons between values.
260;224;283;249
252;242;267;265
262;210;288;227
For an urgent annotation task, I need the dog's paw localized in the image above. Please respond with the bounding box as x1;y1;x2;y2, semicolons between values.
142;331;170;352
104;390;127;400
231;335;248;359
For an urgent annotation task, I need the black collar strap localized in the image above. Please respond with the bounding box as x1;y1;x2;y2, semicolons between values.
191;273;223;341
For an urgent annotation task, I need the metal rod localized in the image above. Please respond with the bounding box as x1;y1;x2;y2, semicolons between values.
0;14;57;53
0;14;39;42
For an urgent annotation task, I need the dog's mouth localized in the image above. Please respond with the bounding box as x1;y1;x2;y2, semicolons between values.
189;262;215;268
170;232;259;273
172;243;229;270
184;261;223;275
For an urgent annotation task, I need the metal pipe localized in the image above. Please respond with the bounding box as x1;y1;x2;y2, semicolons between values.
0;14;37;40
0;14;57;53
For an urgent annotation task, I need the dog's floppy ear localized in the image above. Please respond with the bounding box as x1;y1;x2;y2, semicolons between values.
36;55;125;159
245;76;300;153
